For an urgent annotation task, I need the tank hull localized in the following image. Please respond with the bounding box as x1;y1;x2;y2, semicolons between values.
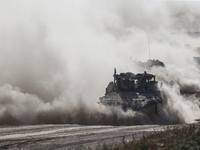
99;92;161;114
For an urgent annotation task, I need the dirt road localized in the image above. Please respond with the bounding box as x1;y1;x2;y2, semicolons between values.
0;124;168;149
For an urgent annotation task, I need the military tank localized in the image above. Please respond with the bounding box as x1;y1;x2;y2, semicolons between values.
99;69;163;114
135;59;165;69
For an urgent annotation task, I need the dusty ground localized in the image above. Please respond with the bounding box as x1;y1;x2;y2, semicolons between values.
0;124;168;150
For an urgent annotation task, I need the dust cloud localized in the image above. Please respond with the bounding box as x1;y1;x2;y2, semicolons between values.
0;0;200;125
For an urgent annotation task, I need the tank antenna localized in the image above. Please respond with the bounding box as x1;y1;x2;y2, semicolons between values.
126;66;129;71
113;68;116;92
148;36;151;59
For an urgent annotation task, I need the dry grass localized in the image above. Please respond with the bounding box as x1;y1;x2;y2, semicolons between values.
109;124;200;150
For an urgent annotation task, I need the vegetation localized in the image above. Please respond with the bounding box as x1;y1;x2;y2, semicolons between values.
109;124;200;150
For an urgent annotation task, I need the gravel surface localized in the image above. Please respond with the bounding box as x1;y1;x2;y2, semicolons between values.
0;124;166;149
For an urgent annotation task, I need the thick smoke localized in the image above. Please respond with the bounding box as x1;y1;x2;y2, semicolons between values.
0;0;200;125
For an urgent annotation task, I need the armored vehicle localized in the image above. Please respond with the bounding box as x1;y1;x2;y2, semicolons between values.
135;59;165;70
99;69;163;114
